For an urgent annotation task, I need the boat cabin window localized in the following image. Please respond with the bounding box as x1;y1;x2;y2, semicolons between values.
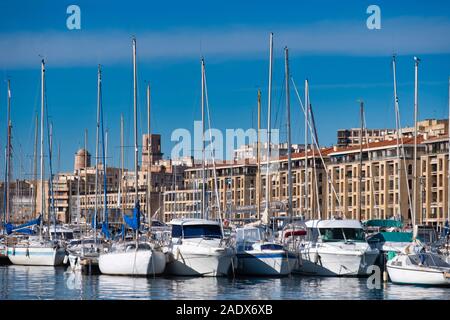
260;243;284;251
125;243;151;252
236;228;263;243
408;253;450;268
171;225;182;238
52;231;74;240
319;228;365;242
417;228;438;244
183;224;222;239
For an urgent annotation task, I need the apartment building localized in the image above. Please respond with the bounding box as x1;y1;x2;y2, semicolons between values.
420;135;450;227
52;134;188;223
0;180;35;223
337;128;393;147
327;137;425;223
233;142;307;161
163;147;334;223
337;119;448;147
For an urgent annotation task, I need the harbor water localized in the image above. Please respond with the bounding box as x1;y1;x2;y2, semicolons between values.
1;265;449;300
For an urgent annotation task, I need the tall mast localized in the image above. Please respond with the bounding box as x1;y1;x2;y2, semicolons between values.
103;126;107;223
256;89;261;220
284;47;293;220
201;58;206;220
304;79;309;219
3;148;6;233
94;65;101;242
6;80;11;223
147;84;152;229
84;129;88;224
77;144;81;225
392;55;402;219
49;121;54;232
358;101;364;221
99;68;108;237
39;59;45;239
173;162;177;220
120;115;124;212
57;143;61;175
132;37;139;241
263;32;273;226
413;56;420;230
105;129;108;171
309;103;321;219
33;114;38;216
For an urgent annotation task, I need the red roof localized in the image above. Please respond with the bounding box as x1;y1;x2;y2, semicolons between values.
329;136;426;155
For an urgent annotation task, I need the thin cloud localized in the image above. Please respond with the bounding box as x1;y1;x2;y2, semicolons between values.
0;16;449;68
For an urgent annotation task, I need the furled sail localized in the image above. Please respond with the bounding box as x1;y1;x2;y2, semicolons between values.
123;202;140;231
5;215;41;235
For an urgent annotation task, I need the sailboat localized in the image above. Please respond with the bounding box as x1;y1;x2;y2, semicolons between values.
387;242;450;285
7;60;66;266
98;37;166;276
67;66;107;273
1;81;12;265
235;41;296;276
386;57;450;286
284;70;379;276
165;58;234;277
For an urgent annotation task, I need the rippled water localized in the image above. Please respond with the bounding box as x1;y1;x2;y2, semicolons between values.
1;265;449;300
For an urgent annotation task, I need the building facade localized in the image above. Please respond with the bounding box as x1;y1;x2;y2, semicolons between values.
420;136;450;227
326;138;423;222
163;147;334;223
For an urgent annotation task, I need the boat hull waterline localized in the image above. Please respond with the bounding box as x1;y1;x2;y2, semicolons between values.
236;251;297;276
7;246;66;266
295;248;379;276
387;264;450;286
98;250;166;276
166;247;234;277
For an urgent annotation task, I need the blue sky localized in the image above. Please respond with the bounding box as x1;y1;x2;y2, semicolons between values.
0;0;449;177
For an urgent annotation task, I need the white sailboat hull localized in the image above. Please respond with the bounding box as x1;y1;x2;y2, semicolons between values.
296;247;379;276
236;250;297;276
166;245;234;277
98;249;166;276
387;265;450;286
387;255;450;286
7;246;66;266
